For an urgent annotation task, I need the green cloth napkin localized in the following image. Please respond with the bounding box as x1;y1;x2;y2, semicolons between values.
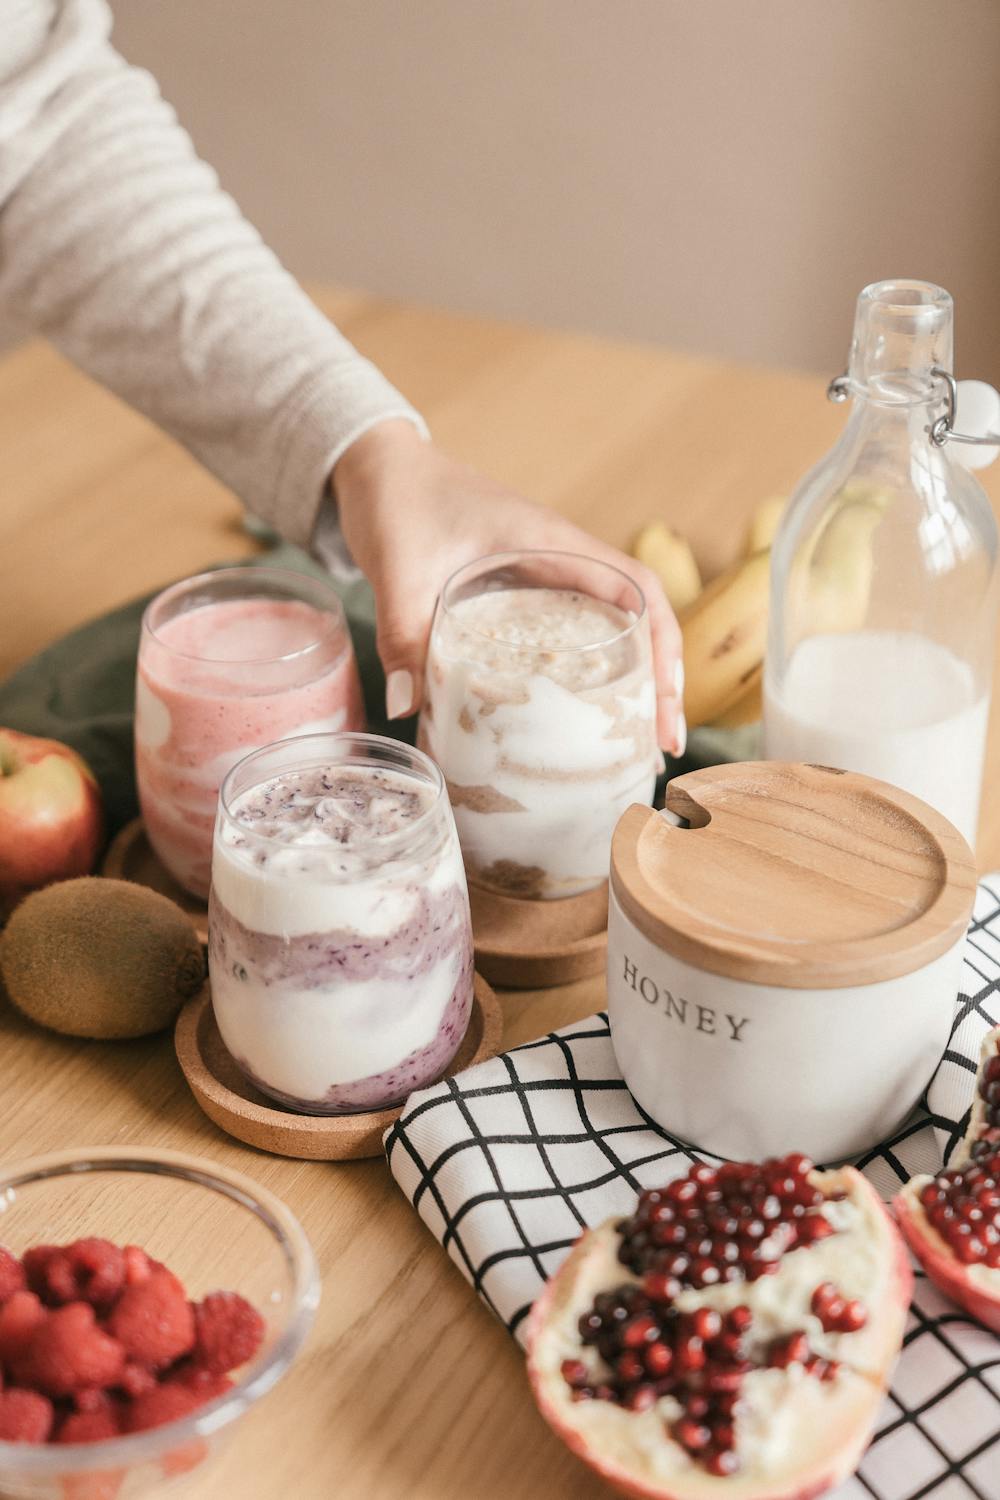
0;543;751;843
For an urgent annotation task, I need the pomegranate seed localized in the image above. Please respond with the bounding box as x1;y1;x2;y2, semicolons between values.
674;1418;712;1452
769;1330;809;1367
837;1300;867;1332
796;1214;834;1243
684;1393;710;1420
712;1238;740;1264
660;1253;690;1278
642;1272;681;1304
644;1342;673;1377
690;1308;722;1341
652;1223;687;1247
690;1164;718;1186
810;1282;837;1311
647;1202;675;1224
578;1312;602;1341
726;1305;752;1333
705;1448;739;1476
622;1314;658;1348
704;1366;744;1393
560;1359;590;1386
667;1179;699;1204
690;1258;721;1287
626;1384;658;1412
819;1296;846;1328
713;1421;736;1451
617;1351;645;1383
675;1336;706;1374
784;1152;814;1176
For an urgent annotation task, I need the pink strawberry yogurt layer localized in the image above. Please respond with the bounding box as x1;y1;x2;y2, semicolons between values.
136;597;364;898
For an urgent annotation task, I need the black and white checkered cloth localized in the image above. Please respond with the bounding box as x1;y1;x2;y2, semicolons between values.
385;879;1000;1500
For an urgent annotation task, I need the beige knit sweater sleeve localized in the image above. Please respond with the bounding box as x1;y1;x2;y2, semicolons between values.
0;0;427;549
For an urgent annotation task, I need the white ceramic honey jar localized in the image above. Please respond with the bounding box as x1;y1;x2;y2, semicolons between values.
606;762;976;1163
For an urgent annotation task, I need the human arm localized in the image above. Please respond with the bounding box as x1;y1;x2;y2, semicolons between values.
0;0;425;545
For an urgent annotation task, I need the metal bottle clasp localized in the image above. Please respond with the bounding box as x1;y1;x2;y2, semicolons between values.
826;367;999;448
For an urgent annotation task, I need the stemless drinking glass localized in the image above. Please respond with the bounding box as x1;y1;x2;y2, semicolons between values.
136;567;365;899
208;731;474;1114
420;550;659;900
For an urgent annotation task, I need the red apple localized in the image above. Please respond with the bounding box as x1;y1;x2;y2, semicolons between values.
0;729;104;920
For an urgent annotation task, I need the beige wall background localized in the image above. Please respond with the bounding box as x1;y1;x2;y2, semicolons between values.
111;0;1000;382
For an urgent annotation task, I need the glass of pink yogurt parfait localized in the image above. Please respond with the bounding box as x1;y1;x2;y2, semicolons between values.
135;567;365;898
208;732;474;1114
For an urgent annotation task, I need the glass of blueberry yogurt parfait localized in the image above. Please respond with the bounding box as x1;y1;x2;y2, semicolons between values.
207;732;475;1114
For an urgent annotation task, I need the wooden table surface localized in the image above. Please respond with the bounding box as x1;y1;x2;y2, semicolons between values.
1;288;998;1499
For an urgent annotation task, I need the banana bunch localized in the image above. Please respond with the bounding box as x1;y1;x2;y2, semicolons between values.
632;485;888;733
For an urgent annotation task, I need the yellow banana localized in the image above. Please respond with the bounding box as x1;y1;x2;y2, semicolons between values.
680;549;771;729
633;521;702;612
791;485;890;636
711;664;763;728
744;496;787;556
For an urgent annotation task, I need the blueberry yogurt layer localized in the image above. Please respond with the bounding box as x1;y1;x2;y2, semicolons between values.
208;756;474;1113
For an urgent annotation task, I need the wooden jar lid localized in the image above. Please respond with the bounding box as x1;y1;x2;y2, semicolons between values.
610;761;977;989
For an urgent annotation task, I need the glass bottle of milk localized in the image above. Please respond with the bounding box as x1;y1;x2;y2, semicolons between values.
764;279;998;847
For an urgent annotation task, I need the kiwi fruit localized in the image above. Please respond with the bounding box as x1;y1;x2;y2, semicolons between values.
0;877;205;1040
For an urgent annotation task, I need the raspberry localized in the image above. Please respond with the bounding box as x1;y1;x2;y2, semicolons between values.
169;1363;234;1402
23;1241;125;1311
0;1248;26;1304
57;1408;121;1443
106;1270;194;1371
122;1246;152;1287
0;1290;46;1364
73;1388;115;1415
12;1303;125;1397
62;1241;126;1310
192;1292;264;1374
118;1362;157;1399
124;1382;201;1434
22;1245;61;1301
0;1388;54;1442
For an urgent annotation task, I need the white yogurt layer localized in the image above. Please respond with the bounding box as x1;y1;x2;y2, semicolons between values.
424;587;658;897
214;950;463;1095
214;765;460;937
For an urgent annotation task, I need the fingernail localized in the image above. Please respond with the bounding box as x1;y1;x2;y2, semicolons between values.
673;658;685;700
385;669;414;720
672;711;687;759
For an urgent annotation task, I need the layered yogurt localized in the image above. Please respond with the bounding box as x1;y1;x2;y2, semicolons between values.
421;584;658;899
208;741;474;1113
137;581;364;898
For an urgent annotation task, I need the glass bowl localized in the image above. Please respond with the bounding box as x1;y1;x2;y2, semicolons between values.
0;1147;319;1499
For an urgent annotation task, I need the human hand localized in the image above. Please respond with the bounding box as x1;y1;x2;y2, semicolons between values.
332;421;685;754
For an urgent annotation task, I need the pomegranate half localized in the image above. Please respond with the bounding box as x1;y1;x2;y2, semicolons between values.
527;1154;911;1497
894;1024;1000;1333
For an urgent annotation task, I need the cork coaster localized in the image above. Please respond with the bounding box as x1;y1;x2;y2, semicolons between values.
174;974;503;1161
102;817;208;944
469;881;608;989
